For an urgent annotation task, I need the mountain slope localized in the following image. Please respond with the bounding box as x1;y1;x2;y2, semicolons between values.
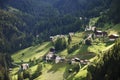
0;9;26;53
0;0;113;53
11;29;116;80
88;39;120;80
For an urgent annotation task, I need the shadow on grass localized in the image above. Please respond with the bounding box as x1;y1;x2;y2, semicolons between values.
105;41;114;47
47;62;66;73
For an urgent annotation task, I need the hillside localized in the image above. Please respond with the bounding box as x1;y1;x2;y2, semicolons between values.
87;39;120;80
0;9;26;53
0;0;120;80
0;0;113;53
10;25;119;80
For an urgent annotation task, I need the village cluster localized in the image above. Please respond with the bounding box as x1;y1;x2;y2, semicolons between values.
85;26;119;41
18;25;119;71
44;47;90;66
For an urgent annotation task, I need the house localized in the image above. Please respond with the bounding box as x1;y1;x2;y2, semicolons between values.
109;34;119;41
74;57;80;62
9;68;12;71
55;56;61;63
94;30;103;37
79;17;82;20
85;26;91;31
85;26;96;32
55;56;65;63
20;63;29;70
71;57;80;64
69;32;74;36
50;36;54;40
91;26;96;31
46;52;56;62
80;59;89;65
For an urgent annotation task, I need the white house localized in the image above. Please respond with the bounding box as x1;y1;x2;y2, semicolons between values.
20;63;29;70
55;56;61;63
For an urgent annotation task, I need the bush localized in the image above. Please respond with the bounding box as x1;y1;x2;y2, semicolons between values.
85;39;91;45
18;72;23;80
54;37;67;51
23;70;30;79
73;64;80;73
31;63;42;79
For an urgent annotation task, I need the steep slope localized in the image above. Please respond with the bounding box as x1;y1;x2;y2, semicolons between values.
0;0;113;53
55;0;111;17
88;39;120;80
0;9;26;53
0;53;13;80
11;30;116;80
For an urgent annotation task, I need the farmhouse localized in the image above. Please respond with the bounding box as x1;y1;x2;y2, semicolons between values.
69;32;74;36
50;36;54;40
71;57;80;64
94;30;103;37
20;63;29;70
46;52;56;62
55;56;62;63
109;34;119;41
85;26;96;32
94;30;108;37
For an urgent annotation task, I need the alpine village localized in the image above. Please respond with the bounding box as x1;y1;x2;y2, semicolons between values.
0;0;120;80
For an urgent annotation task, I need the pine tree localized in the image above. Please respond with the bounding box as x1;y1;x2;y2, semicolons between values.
68;35;72;45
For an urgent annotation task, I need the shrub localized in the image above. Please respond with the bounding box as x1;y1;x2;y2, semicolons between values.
18;72;23;80
23;70;30;79
85;39;91;45
54;37;67;51
31;63;42;79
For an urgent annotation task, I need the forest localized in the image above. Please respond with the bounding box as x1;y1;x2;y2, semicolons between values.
0;0;114;53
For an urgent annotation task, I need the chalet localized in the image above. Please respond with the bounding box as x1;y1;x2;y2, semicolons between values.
79;17;82;20
50;36;54;40
56;35;60;38
36;35;39;38
69;32;74;36
80;59;89;65
71;57;80;64
109;34;119;41
85;26;91;31
85;26;96;32
9;68;12;71
60;35;65;38
74;57;80;62
20;63;29;70
91;26;96;31
46;52;56;62
55;56;62;63
95;30;103;37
